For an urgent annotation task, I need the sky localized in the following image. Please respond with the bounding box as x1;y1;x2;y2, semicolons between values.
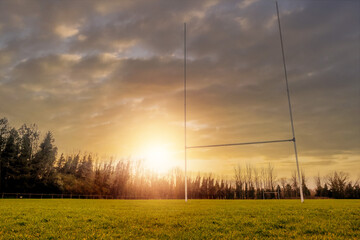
0;0;359;181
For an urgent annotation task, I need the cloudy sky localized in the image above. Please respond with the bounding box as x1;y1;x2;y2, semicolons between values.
0;0;359;179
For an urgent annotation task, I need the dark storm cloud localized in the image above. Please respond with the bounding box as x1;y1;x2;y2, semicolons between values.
0;0;359;175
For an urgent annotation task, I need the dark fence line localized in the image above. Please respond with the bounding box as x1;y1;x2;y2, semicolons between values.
1;193;114;199
263;190;281;200
1;192;284;200
0;193;184;200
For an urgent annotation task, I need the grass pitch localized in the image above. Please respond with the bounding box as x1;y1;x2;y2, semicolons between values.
0;199;359;239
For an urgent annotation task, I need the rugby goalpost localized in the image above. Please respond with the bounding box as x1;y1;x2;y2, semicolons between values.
183;1;304;203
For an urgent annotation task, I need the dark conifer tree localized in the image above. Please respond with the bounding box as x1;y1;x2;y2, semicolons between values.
56;153;66;173
1;128;20;192
31;131;58;192
0;118;9;192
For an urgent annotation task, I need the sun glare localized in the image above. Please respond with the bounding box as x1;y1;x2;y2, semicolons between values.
142;144;172;173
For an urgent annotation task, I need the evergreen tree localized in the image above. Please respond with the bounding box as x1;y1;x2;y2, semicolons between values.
0;118;10;192
1;128;20;191
31;131;58;192
62;156;73;174
0;118;9;152
18;124;40;162
70;154;80;175
77;154;93;180
301;171;311;197
16;124;39;190
56;154;66;172
315;174;322;197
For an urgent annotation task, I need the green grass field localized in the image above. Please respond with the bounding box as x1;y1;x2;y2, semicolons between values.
0;199;359;239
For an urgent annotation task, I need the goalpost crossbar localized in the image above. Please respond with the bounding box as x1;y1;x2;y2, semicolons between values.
186;138;294;149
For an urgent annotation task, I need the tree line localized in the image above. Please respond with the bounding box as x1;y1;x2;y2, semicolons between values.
0;117;359;199
314;172;360;199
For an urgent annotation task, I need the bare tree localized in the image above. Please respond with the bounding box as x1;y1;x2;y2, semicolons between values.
291;170;298;197
267;163;276;190
327;171;349;198
234;165;243;199
260;167;266;190
280;177;287;198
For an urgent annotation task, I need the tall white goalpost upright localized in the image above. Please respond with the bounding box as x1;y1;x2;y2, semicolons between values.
183;1;304;203
275;1;304;203
184;22;187;203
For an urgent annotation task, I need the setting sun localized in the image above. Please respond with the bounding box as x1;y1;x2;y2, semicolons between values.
141;144;173;173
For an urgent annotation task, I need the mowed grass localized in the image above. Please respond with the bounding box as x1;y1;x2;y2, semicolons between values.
0;199;359;239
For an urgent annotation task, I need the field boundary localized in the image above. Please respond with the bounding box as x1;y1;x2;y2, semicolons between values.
1;192;114;199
